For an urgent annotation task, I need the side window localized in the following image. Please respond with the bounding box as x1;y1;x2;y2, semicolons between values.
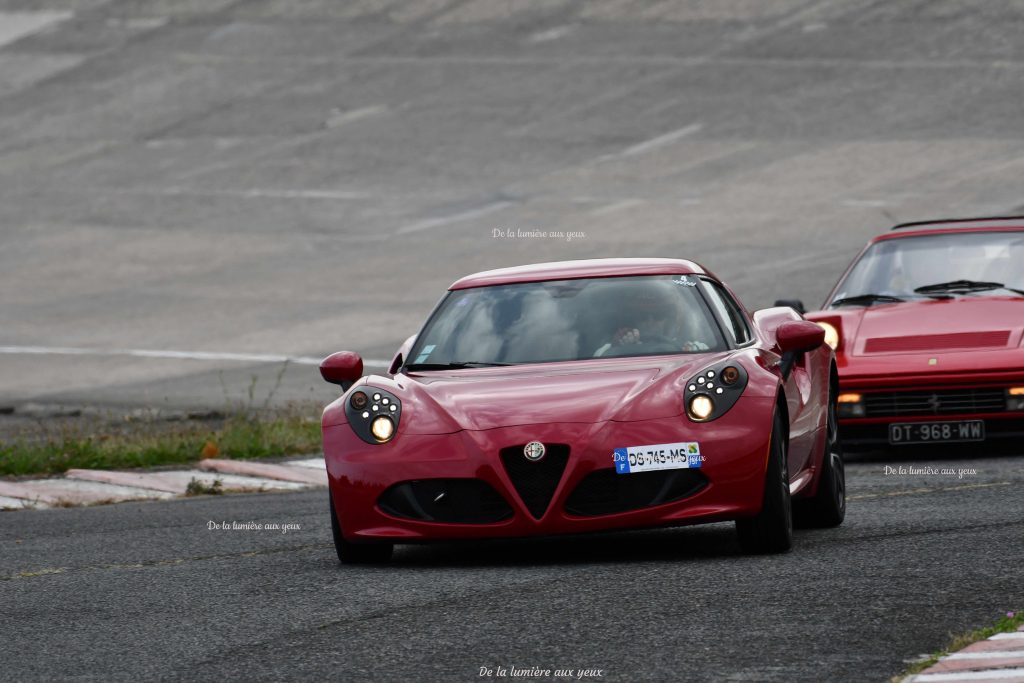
701;280;752;346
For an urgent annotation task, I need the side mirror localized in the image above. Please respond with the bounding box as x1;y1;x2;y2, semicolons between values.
774;299;806;315
776;321;825;354
320;351;363;391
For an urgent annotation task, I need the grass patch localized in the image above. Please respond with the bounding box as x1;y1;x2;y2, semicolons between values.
185;477;224;496
891;609;1024;681
0;410;321;477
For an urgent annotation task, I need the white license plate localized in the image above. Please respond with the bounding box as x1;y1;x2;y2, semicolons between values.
888;420;985;445
613;442;703;474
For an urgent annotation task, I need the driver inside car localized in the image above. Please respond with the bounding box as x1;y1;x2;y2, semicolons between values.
592;289;709;356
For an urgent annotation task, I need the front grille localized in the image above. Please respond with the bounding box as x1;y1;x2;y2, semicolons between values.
378;479;513;524
499;443;570;519
564;468;708;517
863;388;1006;417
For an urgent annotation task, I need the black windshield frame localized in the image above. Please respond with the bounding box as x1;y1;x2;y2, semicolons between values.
403;275;732;371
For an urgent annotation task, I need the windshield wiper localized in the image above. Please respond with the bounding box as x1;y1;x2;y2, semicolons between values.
914;279;1024;296
830;293;905;307
404;361;514;371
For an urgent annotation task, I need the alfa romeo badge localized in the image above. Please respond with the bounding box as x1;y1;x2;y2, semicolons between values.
523;441;546;461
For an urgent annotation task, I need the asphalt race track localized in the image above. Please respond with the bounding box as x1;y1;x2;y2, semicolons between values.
3;456;1022;681
1;1;1023;681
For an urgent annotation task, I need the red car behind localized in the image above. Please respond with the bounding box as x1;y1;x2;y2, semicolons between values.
801;217;1024;451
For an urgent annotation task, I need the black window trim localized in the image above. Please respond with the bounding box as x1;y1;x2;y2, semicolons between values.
695;276;756;350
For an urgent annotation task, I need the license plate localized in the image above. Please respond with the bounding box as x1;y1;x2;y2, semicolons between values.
888;420;985;445
613;442;704;474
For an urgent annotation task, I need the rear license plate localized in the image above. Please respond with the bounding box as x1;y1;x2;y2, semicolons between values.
888;420;985;445
613;442;704;474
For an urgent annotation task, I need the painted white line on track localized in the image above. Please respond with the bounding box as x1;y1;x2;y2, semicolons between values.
0;346;391;368
0;12;73;48
115;186;370;201
912;668;1024;680
592;123;703;164
993;634;1024;640
326;104;388;128
947;652;1024;659
615;123;704;159
396;200;514;235
179;53;1024;71
589;199;644;216
528;25;573;43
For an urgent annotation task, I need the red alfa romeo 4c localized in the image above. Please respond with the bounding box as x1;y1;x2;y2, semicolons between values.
321;258;843;563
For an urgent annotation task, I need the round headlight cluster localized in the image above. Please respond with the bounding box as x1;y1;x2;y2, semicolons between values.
684;363;748;422
344;387;401;444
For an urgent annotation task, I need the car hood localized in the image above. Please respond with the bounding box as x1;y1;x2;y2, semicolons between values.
391;355;731;434
845;298;1024;356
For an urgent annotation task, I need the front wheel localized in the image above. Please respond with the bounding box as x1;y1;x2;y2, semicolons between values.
330;491;393;564
735;411;793;554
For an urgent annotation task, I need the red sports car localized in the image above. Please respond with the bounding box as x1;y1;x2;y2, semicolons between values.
320;258;843;563
799;217;1024;451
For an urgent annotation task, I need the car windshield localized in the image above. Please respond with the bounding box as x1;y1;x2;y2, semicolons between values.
405;275;728;367
829;231;1024;305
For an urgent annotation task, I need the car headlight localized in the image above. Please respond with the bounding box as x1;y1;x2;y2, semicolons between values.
816;322;840;350
1008;387;1024;412
837;392;865;418
688;395;714;420
684;362;748;422
370;416;395;442
344;387;401;444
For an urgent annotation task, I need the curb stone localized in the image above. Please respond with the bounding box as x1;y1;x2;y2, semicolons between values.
0;456;326;510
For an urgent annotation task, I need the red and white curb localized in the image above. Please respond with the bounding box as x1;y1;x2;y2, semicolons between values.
0;457;326;510
906;628;1024;682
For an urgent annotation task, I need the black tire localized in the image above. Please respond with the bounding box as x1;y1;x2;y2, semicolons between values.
794;386;846;528
329;491;393;564
735;410;793;554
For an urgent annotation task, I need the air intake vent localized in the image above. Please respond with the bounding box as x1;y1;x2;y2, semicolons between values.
565;468;707;517
378;479;513;524
499;444;569;520
863;331;1010;354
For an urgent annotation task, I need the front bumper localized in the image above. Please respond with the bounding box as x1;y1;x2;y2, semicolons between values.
324;401;774;542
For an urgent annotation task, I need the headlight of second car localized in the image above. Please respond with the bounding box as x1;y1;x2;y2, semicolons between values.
344;387;402;444
1007;387;1024;412
815;321;840;350
684;362;749;422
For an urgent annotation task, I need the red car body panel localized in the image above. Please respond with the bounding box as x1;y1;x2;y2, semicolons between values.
325;259;833;543
806;222;1024;449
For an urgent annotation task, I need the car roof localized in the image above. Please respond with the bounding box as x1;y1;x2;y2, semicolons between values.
880;216;1024;241
450;258;709;290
